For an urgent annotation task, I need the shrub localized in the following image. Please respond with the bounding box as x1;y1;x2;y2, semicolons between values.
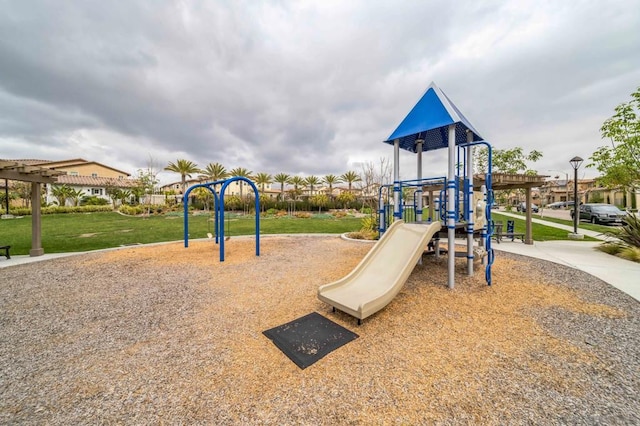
360;215;378;233
347;230;377;240
597;243;623;255
599;213;640;263
4;205;113;215
119;205;143;215
603;213;640;248
81;196;109;206
294;212;312;219
619;246;640;262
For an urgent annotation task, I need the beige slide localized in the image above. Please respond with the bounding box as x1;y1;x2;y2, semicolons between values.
318;220;442;323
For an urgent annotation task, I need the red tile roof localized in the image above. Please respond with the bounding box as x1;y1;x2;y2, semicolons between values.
56;175;139;188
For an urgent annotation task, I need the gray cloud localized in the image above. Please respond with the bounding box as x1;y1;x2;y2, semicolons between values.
1;0;639;184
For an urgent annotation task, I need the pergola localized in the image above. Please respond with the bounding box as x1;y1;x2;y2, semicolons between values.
476;173;548;244
0;160;66;256
420;172;548;245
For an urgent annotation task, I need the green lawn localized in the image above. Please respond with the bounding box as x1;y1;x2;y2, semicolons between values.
490;213;599;242
0;212;363;255
2;210;603;256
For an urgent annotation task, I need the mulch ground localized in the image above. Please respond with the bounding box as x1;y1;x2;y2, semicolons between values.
1;236;638;425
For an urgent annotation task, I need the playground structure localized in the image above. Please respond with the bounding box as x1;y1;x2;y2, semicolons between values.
319;82;494;322
182;177;260;262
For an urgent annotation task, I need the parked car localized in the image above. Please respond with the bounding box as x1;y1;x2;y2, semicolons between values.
547;201;565;209
570;203;626;225
516;202;539;213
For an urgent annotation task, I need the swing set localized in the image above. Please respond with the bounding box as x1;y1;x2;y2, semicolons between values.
182;177;260;262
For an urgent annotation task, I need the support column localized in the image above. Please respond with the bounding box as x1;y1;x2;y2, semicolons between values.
466;133;474;276
428;190;434;222
447;124;456;289
525;187;533;245
416;139;423;223
393;139;401;221
30;182;44;257
378;189;385;235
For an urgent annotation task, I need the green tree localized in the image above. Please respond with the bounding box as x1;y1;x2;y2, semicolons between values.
254;172;273;194
105;186;123;209
51;184;72;206
289;175;305;200
68;188;84;206
475;147;543;175
12;182;33;208
191;187;212;210
310;194;329;212
134;167;159;212
229;167;254;199
337;191;356;208
164;159;202;193
340;171;361;192
273;173;291;201
304;175;321;196
200;162;228;184
589;87;640;190
323;174;342;199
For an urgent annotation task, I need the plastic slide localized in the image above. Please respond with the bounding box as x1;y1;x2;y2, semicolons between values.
318;220;442;322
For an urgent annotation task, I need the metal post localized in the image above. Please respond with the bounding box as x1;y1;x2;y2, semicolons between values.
447;124;456;289
569;156;583;236
466;132;474;275
573;168;579;233
4;179;8;215
416;139;423;223
393;139;401;221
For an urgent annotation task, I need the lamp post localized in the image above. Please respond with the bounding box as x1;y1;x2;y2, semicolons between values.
569;156;583;237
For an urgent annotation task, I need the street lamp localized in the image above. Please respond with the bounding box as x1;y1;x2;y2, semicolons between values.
569;156;583;235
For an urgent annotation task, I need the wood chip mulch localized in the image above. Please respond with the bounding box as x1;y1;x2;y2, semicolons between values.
1;236;638;425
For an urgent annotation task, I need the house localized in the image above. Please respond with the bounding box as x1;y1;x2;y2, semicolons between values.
2;158;138;206
540;177;639;210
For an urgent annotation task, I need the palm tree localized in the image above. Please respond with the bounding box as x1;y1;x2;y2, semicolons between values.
229;167;254;199
305;175;321;197
341;170;362;192
323;174;342;198
273;173;291;201
164;159;202;194
200;162;228;183
51;184;72;206
254;172;273;194
289;175;305;200
69;188;84;206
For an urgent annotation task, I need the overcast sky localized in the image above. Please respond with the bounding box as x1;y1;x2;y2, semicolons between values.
1;0;639;185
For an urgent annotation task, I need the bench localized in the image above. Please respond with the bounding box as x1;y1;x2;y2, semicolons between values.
0;245;10;259
491;220;525;243
500;232;525;243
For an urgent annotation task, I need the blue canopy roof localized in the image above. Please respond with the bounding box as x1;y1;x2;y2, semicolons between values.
383;82;483;153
